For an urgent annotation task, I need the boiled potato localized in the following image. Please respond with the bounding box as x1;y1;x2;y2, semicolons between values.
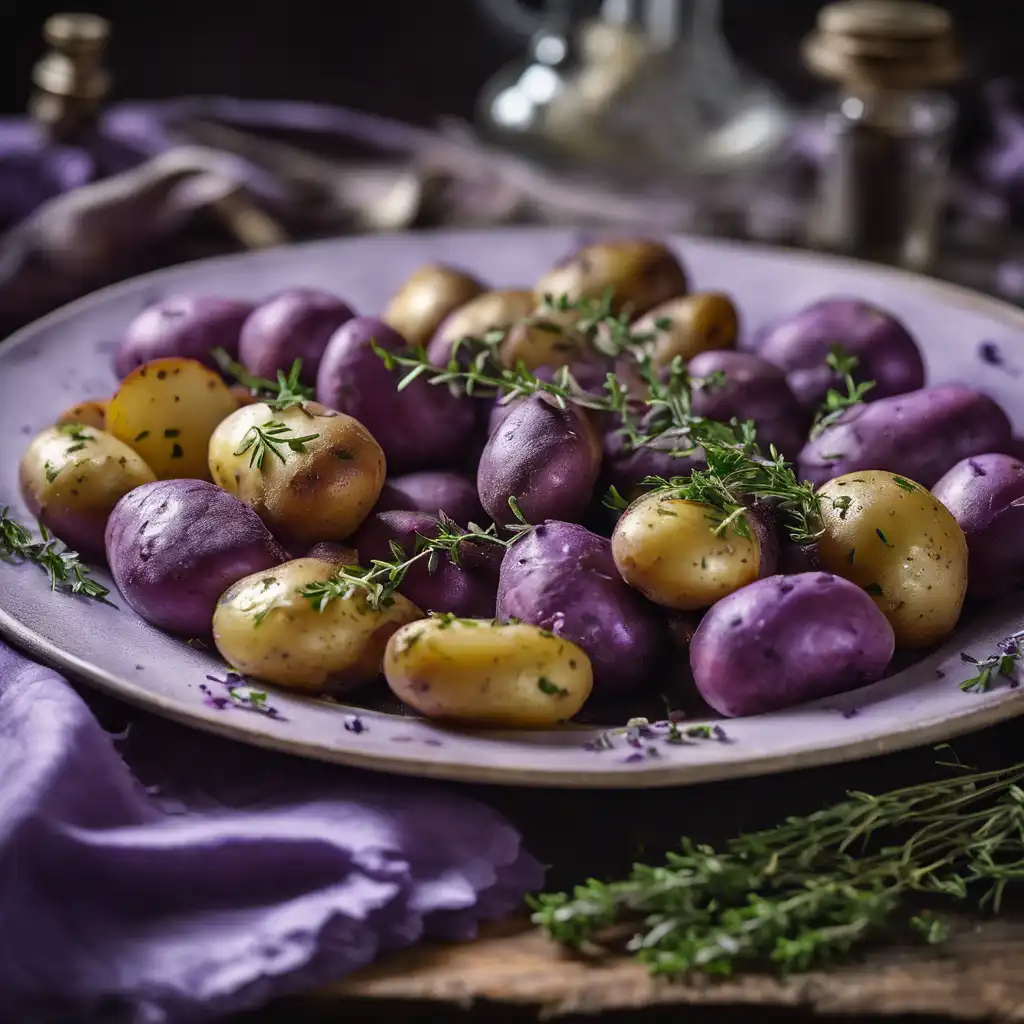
56;398;109;431
106;357;239;480
19;423;156;557
384;616;593;727
817;470;968;649
632;292;738;368
382;264;486;347
213;558;422;692
533;239;688;317
611;493;761;610
208;400;385;546
426;289;535;366
497;305;588;370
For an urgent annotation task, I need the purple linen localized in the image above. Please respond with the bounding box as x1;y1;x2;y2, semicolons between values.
0;640;543;1023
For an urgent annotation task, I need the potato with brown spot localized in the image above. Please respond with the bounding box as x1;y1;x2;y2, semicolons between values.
213;558;422;692
208;400;385;546
382;264;486;347
632;292;738;369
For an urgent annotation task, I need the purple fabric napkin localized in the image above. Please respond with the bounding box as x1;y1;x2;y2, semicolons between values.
0;639;544;1023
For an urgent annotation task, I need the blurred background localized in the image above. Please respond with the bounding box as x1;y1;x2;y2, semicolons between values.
0;0;1021;335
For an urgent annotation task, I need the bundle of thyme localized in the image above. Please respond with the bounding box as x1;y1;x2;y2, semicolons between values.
212;350;312;410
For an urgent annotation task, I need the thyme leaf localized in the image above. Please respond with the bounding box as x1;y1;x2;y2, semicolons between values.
213;349;313;410
810;345;877;439
233;420;319;469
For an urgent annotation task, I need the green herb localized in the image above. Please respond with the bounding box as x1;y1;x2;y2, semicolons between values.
213;348;313;410
864;582;884;597
875;528;892;547
163;428;180;438
810;345;877;439
134;431;150;442
892;476;916;492
233;420;319;469
532;758;1024;976
170;443;184;459
44;461;60;484
538;676;570;698
960;633;1024;693
0;507;108;599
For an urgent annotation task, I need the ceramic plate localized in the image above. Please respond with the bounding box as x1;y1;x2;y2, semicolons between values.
2;227;1023;788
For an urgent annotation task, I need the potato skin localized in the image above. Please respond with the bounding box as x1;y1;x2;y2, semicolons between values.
19;424;156;557
496;521;666;696
931;453;1024;601
56;399;108;431
754;297;925;411
690;572;895;717
611;494;775;610
351;510;499;618
317;317;476;473
426;289;535;368
799;384;1014;489
602;420;705;498
477;394;602;526
817;470;968;648
106;357;240;480
382;264;486;348
239;287;356;385
208;400;385;546
534;239;688;317
382;471;485;524
632;292;738;368
384;617;593;727
114;295;254;379
213;558;422;693
105;479;287;636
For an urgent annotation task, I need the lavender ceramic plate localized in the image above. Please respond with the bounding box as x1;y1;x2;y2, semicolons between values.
1;227;1023;788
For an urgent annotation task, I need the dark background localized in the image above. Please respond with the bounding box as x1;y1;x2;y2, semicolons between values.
0;0;1019;126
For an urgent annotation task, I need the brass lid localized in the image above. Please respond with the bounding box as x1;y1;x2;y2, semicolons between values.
803;0;963;91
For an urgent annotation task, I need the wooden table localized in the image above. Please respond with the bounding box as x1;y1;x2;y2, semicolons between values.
233;715;1024;1023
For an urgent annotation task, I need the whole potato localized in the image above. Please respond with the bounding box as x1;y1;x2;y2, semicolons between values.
533;238;688;317
753;297;925;411
351;510;500;618
931;453;1024;601
317;317;476;473
690;572;895;717
426;289;536;368
689;350;808;458
208;400;385;546
817;470;968;648
497;305;591;370
603;425;705;499
382;264;486;347
385;471;485;524
19;424;156;557
56;398;108;431
632;292;738;368
106;357;239;480
114;295;254;379
496;521;666;697
213;557;422;692
239;287;356;385
384;616;593;727
105;479;287;636
477;394;602;527
799;384;1014;489
611;493;777;610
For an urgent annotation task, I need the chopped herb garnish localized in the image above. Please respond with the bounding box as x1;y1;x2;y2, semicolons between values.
44;461;60;484
960;633;1024;693
163;428;180;438
134;430;150;442
875;528;892;547
537;676;570;698
234;420;319;469
892;475;916;492
170;442;184;459
864;582;884;597
810;345;877;438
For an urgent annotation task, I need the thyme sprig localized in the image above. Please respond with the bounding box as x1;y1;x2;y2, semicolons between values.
533;758;1024;976
300;510;514;613
537;289;671;359
960;631;1024;693
213;348;313;410
234;421;319;469
810;345;877;439
0;507;109;599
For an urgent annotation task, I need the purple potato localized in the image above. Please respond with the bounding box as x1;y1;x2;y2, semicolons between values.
799;384;1014;488
386;471;485;524
603;416;705;497
753;297;925;411
932;453;1024;601
690;572;895;717
114;295;254;378
239;287;356;385
497;521;667;697
317;317;476;473
688;349;808;458
351;510;498;618
477;394;602;526
104;479;287;636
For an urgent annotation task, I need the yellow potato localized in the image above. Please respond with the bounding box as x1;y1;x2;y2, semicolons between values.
533;239;688;317
18;423;156;556
384;616;593;727
56;398;109;431
817;471;968;649
497;305;588;370
382;264;486;347
632;292;738;368
611;493;760;610
213;558;422;692
429;289;535;363
208;400;385;546
106;357;239;480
